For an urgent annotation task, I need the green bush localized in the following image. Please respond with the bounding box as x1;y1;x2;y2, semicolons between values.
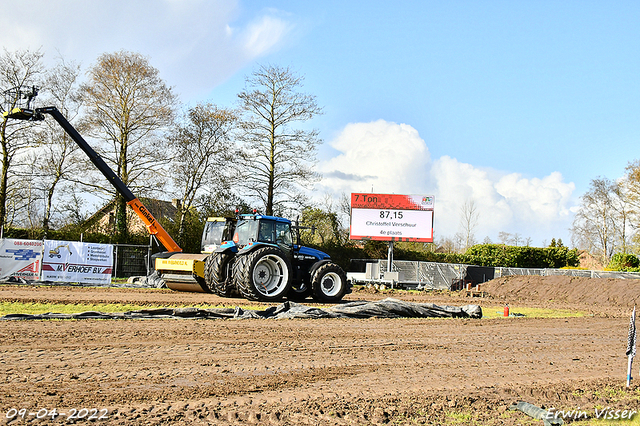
608;253;640;271
463;244;580;268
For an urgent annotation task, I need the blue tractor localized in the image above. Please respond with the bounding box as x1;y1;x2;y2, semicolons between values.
203;213;350;302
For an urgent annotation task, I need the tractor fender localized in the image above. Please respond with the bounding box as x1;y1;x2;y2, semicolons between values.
308;259;332;277
214;241;238;255
296;245;330;261
237;242;280;256
294;246;332;281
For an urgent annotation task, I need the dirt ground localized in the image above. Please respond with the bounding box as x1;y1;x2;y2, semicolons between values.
1;276;639;425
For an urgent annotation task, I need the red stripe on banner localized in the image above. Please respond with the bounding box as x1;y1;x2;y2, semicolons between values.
351;193;434;210
17;262;37;273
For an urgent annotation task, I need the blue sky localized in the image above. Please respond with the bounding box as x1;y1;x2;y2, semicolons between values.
3;0;639;246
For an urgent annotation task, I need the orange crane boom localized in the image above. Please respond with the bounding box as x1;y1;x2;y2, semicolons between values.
5;105;181;253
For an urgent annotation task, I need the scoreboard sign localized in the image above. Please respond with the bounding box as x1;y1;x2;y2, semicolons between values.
350;193;434;242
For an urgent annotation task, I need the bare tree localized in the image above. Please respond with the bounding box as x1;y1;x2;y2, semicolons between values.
610;180;634;253
236;64;322;216
571;177;618;264
459;199;479;250
169;103;236;246
498;231;513;245
16;57;84;236
8;154;41;229
0;48;45;231
437;236;457;253
513;233;522;247
622;160;640;250
81;50;176;240
453;232;466;252
624;159;640;210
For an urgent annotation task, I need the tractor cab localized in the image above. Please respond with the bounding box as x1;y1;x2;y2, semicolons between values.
232;214;293;256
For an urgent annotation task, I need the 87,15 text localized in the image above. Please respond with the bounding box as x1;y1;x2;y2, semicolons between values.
6;408;109;421
379;210;404;220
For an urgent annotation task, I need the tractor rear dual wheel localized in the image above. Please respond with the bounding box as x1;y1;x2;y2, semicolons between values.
204;253;235;297
234;246;292;302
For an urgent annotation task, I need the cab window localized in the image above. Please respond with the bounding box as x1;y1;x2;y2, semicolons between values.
275;222;292;247
258;221;276;243
234;220;258;246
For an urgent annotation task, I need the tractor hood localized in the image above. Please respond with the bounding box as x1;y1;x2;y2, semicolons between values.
296;245;330;261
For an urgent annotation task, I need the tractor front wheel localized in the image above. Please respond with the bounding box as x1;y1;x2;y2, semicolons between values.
311;263;348;302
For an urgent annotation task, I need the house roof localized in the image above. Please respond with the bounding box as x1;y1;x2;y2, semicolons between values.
81;197;179;231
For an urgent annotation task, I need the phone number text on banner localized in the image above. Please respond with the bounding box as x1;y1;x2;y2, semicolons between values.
0;239;42;280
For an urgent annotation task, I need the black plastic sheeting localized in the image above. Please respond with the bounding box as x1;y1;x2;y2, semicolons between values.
509;401;564;426
1;298;482;321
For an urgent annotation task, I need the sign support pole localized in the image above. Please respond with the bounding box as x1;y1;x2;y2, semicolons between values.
387;241;394;273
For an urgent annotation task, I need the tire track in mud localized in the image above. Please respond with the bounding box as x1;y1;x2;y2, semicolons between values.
1;284;637;425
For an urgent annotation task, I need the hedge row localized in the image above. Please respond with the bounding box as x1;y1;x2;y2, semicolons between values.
462;244;580;268
308;241;580;271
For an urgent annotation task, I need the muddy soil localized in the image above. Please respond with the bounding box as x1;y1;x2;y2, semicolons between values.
0;278;639;425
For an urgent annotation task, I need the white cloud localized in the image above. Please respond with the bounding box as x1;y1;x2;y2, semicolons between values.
495;172;575;221
318;120;430;195
0;0;294;101
317;120;576;245
241;15;294;58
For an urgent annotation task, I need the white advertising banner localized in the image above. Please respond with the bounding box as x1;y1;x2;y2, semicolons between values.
0;238;43;280
350;208;434;241
350;193;435;242
41;240;113;284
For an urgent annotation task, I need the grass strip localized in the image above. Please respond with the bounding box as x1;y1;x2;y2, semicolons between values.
0;301;263;316
481;305;587;319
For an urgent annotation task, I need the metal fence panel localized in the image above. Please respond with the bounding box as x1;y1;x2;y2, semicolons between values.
379;260;466;290
590;270;640;279
497;267;544;277
393;260;420;281
545;269;592;277
113;244;151;278
350;259;640;291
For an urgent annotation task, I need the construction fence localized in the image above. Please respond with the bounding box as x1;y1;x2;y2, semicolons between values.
347;259;640;291
112;244;153;278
